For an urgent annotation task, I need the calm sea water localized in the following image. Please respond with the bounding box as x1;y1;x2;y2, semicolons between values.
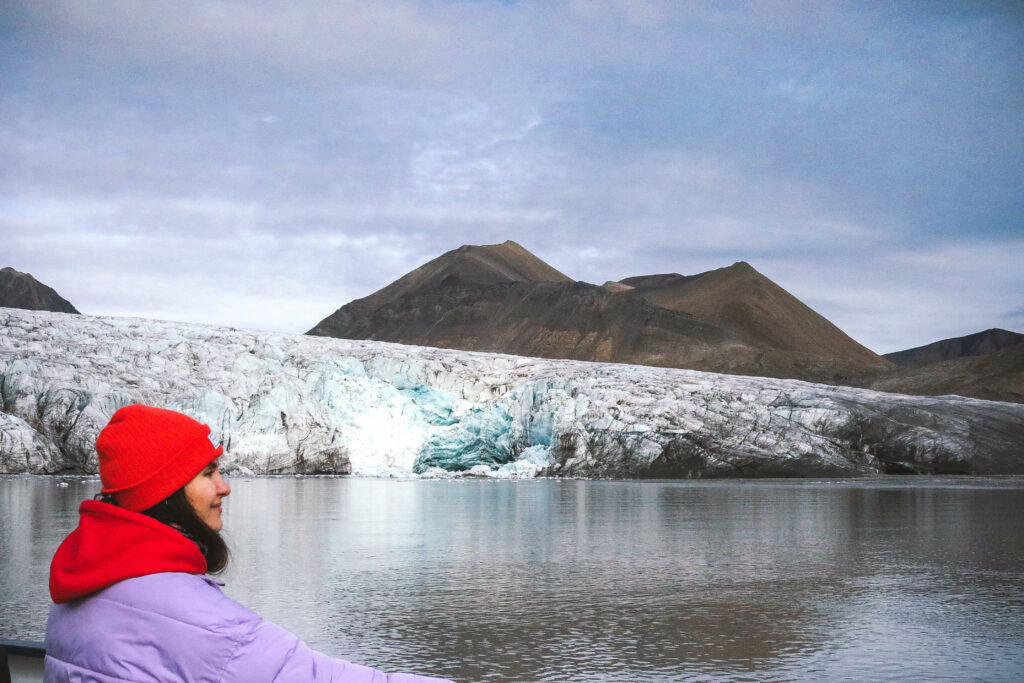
2;475;1023;682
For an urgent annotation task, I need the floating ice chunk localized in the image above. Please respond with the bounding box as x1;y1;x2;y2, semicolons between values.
492;445;555;478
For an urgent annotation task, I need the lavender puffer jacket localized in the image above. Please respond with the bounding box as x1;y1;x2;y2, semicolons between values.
44;572;454;682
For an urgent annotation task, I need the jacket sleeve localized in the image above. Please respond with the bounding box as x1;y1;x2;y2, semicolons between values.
220;614;455;683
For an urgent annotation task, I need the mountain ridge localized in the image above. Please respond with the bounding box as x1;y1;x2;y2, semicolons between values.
871;342;1024;404
884;328;1024;367
308;242;893;385
619;261;885;367
336;240;571;316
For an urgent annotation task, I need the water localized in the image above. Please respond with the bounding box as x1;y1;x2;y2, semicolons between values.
2;476;1023;681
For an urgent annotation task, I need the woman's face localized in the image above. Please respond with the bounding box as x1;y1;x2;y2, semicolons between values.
184;459;231;531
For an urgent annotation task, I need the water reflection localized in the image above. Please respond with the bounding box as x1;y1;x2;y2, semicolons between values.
2;476;1023;681
0;476;97;632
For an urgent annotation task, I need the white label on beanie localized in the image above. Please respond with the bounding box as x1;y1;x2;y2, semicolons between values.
208;431;221;448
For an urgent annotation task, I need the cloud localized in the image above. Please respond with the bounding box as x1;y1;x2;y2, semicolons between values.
1;1;1021;351
22;1;459;85
1005;307;1024;331
1;211;422;332
762;239;1024;353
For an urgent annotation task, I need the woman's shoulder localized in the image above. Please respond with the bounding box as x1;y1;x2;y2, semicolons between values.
46;573;266;680
97;572;260;631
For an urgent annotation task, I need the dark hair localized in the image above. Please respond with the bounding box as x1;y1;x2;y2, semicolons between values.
98;488;231;573
141;488;230;573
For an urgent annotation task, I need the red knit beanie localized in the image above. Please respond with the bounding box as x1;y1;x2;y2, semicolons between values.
97;404;224;512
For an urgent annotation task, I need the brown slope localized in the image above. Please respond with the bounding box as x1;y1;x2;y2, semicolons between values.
308;241;760;369
309;244;891;384
310;240;571;332
883;328;1024;367
871;342;1024;404
0;267;80;314
314;275;762;370
621;262;893;381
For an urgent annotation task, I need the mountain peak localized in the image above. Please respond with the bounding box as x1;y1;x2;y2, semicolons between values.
309;246;892;384
618;261;888;370
308;241;571;333
0;267;80;314
724;260;757;274
443;241;571;284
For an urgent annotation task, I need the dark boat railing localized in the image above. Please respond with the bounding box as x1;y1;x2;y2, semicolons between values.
1;640;45;683
0;641;44;658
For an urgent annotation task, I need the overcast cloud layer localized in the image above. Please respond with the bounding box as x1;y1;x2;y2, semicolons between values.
2;1;1022;353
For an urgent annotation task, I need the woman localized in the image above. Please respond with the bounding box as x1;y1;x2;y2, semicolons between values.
45;404;454;682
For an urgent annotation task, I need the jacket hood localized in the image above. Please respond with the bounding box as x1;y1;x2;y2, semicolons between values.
49;499;207;604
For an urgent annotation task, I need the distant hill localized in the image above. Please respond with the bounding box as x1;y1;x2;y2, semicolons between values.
884;328;1024;367
620;262;890;377
872;342;1024;404
309;241;893;384
0;267;79;314
872;328;1024;403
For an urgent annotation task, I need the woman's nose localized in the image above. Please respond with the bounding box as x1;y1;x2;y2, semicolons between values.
215;473;231;497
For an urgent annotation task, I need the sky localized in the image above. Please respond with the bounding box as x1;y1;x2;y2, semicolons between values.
2;1;1022;354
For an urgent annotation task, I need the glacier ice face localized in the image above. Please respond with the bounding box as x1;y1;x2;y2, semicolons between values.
1;307;1023;478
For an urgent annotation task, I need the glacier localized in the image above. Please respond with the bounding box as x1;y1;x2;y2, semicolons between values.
1;307;1023;478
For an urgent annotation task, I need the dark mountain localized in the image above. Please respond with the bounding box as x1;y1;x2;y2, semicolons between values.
0;267;79;314
884;328;1024;367
872;342;1024;404
309;242;893;384
871;328;1024;403
309;241;752;370
315;275;760;370
620;262;892;380
342;240;572;315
